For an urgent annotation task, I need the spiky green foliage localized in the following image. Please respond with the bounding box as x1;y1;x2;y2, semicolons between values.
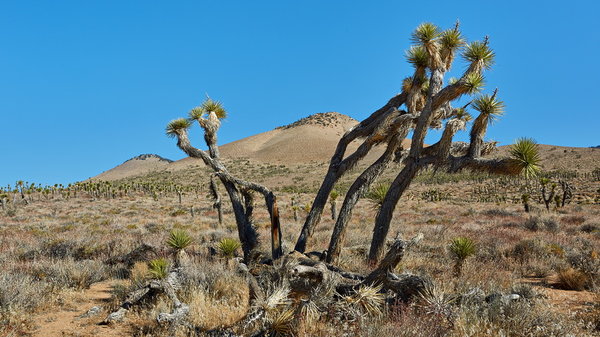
454;108;473;122
449;237;476;261
166;229;194;250
365;183;390;211
189;97;227;120
267;309;295;336
411;23;441;44
462;72;485;94
148;258;169;279
165;118;191;138
343;284;384;317
330;190;339;201
440;28;464;51
463;41;495;69
472;93;504;121
218;238;241;257
510;138;541;178
406;45;429;68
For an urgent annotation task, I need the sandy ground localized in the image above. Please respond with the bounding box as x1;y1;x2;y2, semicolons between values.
31;280;130;337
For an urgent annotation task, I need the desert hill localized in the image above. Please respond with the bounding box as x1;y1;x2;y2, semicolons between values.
93;112;389;181
93;154;173;181
91;112;599;183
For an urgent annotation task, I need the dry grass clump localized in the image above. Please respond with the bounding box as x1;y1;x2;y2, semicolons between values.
556;268;589;291
29;258;110;290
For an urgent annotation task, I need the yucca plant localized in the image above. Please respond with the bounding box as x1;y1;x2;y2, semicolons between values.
267;309;295;337
189;97;227;120
148;258;169;279
165;118;192;138
365;183;390;212
218;238;241;258
463;40;495;70
509;138;541;178
449;237;476;277
166;229;194;251
411;22;441;45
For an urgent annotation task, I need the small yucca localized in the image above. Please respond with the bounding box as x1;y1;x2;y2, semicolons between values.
148;258;169;279
510;138;541;178
166;229;194;250
218;238;241;257
267;309;295;336
449;237;476;277
365;183;390;211
345;284;384;317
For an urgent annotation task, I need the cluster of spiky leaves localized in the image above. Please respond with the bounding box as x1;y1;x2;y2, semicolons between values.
365;183;390;211
166;229;194;250
462;72;486;94
189;97;227;120
411;22;441;45
440;27;465;51
406;45;429;69
218;238;241;258
148;258;169;279
463;41;495;69
343;284;385;317
472;93;504;121
165;118;192;138
509;138;542;178
453;108;473;122
449;237;477;261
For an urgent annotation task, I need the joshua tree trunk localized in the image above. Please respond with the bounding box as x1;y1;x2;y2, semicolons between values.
209;176;223;226
294;94;408;253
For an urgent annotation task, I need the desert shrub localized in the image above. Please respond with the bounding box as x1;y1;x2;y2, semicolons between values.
580;223;599;233
30;258;109;290
561;215;586;226
455;297;577;336
0;272;52;312
556;268;588;290
511;239;548;266
217;238;241;258
483;208;515;217
169;208;187;217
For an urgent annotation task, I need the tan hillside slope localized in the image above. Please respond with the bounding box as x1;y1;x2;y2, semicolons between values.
93;154;173;181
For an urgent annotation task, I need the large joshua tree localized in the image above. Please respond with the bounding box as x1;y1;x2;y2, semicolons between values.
166;98;282;262
294;22;540;263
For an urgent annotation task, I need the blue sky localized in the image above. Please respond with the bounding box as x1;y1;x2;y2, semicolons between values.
0;0;598;186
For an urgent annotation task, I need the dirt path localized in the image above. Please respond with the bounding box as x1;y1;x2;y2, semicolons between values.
31;280;130;337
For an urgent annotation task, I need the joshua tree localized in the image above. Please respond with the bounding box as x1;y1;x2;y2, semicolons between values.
167;97;282;261
295;22;541;264
540;177;556;211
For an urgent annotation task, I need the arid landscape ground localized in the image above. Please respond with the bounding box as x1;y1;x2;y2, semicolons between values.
1;112;599;336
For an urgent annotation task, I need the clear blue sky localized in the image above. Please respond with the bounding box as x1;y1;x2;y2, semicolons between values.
1;0;598;186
